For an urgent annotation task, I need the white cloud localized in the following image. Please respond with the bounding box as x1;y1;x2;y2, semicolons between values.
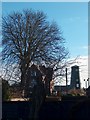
68;17;81;22
82;46;88;50
80;45;90;53
79;46;88;51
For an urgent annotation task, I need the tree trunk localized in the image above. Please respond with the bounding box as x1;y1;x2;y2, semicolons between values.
29;82;46;120
20;64;27;96
21;70;26;90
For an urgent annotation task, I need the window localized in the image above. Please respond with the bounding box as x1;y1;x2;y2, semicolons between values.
30;79;37;88
76;84;79;88
75;69;78;72
31;71;36;76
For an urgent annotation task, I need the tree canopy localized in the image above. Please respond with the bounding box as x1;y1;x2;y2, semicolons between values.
2;9;69;89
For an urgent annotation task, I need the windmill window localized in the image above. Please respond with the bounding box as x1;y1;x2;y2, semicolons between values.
31;71;37;76
75;69;78;72
76;84;79;88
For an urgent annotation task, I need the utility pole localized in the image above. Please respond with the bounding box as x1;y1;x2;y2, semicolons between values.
84;79;87;89
87;78;90;87
84;79;86;89
84;78;90;89
66;68;68;92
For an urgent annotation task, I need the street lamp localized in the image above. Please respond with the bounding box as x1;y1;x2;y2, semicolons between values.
87;78;90;88
84;79;87;89
84;78;90;89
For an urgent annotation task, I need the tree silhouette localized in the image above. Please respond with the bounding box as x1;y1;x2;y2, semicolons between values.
2;9;68;90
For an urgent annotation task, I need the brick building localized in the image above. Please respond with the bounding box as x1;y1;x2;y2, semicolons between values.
24;64;53;97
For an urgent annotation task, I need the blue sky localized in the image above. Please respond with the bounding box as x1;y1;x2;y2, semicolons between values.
2;0;89;2
2;2;88;58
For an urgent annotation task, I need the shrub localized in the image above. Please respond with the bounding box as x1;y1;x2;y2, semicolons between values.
2;79;11;101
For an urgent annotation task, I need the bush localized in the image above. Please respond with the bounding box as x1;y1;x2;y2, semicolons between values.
2;79;11;101
67;89;86;96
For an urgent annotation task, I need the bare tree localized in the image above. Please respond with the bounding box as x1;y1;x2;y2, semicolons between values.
2;9;68;90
